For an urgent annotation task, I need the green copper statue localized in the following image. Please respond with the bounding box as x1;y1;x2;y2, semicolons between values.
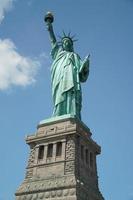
45;12;90;119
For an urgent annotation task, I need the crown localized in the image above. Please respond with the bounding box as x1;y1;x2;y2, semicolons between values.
58;31;78;45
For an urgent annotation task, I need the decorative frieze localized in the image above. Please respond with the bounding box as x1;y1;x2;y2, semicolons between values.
16;191;76;200
16;176;76;196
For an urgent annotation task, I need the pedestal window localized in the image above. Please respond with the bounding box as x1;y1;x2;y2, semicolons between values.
38;145;44;160
56;142;62;156
81;145;84;161
47;143;53;158
90;152;93;168
85;149;89;164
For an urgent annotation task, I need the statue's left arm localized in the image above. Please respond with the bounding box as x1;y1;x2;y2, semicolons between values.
79;55;90;82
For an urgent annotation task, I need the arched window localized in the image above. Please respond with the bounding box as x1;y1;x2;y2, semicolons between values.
90;152;93;168
56;142;62;156
38;145;44;160
85;149;89;164
47;143;53;158
81;145;84;160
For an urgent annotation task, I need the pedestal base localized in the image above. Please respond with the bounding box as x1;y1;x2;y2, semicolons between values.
15;115;104;200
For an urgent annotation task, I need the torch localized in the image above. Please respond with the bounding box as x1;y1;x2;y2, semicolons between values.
44;12;54;25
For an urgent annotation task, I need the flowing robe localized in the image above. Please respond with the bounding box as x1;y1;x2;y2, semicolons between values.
51;43;89;119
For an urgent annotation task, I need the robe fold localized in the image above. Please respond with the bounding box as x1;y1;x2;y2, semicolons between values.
50;43;89;119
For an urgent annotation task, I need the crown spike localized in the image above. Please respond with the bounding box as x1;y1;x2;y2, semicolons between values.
58;31;78;44
71;34;76;39
68;31;71;37
62;30;67;37
58;35;62;39
73;39;78;42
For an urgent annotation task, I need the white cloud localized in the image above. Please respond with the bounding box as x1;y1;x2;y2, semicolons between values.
0;0;14;23
0;0;42;91
0;39;40;90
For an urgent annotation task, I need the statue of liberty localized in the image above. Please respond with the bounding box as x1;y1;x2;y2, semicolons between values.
45;12;90;120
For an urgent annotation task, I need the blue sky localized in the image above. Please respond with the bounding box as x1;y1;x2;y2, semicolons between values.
0;0;133;199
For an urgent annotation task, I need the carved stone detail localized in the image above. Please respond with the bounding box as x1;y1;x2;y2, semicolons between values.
64;135;75;174
25;168;33;179
25;146;36;179
65;161;75;174
16;176;76;195
65;135;75;160
16;187;76;200
27;146;35;167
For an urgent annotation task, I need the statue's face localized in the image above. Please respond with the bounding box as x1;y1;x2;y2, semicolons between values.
62;38;73;51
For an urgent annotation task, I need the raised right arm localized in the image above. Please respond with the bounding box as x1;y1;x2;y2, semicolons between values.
45;12;57;47
47;23;57;46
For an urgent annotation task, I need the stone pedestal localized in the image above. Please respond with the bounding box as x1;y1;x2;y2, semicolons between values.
15;115;104;200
